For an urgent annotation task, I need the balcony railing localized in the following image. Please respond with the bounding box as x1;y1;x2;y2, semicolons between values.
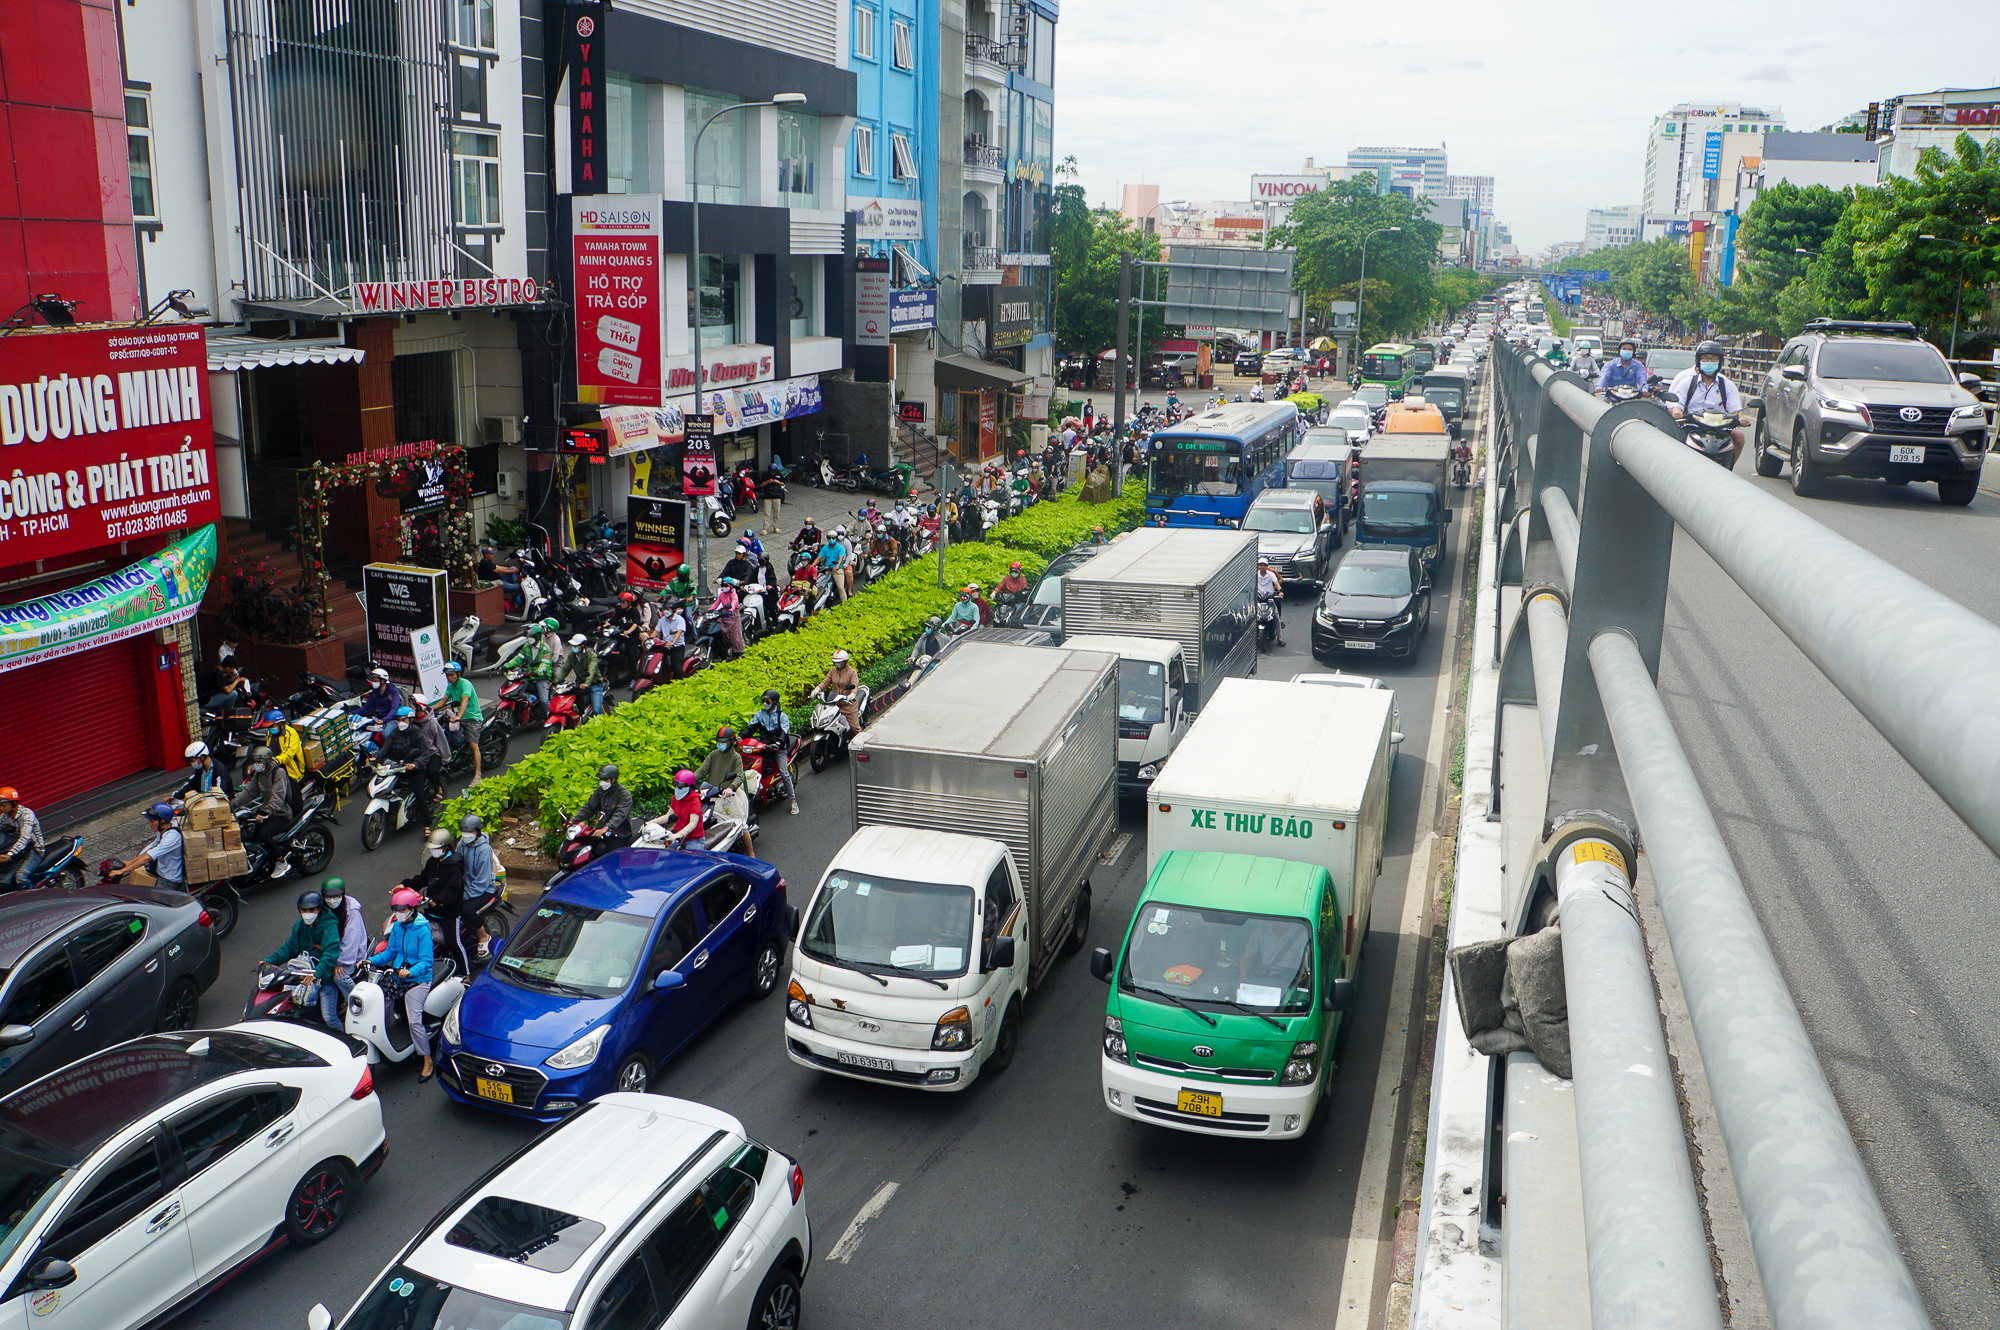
963;244;1000;272
964;33;1020;67
963;140;1003;170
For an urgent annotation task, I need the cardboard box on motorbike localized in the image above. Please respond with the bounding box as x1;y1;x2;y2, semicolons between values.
180;794;248;883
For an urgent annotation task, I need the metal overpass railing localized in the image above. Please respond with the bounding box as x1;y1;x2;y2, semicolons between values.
1480;343;2000;1328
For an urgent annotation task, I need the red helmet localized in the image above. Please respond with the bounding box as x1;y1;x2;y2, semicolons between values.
619;591;635;603
1009;561;1022;572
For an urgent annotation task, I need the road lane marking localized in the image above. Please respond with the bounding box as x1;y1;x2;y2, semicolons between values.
827;1181;899;1264
1101;833;1131;865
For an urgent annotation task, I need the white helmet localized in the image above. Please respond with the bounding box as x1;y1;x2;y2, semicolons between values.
184;740;209;760
569;633;587;647
831;649;850;664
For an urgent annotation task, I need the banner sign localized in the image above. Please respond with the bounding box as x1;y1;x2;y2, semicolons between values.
625;495;689;587
992;292;1037;349
1702;131;1724;180
573;195;662;405
0;525;215;674
0;325;218;566
852;199;924;241
681;414;717;497
363;563;450;699
562;1;607;194
897;400;926;424
889;289;937;333
855;256;891;347
351;278;542;313
1155;339;1197;354
598;376;823;456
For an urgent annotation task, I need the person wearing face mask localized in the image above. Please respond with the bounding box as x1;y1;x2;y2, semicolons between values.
357;667;404;754
409;694;452;807
231;746;295;876
318;877;367;1029
402;828;470;971
694;729;754;854
178;741;235;799
382;888;436;1079
456;814;498;960
744;689;799;816
643;769;706;847
1666;339;1746;466
379;704;429;786
263;890;340;1027
576;763;635;850
1597;340;1648;397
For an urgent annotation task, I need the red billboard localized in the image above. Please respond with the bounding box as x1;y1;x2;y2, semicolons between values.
572;196;662;406
0;325;218;565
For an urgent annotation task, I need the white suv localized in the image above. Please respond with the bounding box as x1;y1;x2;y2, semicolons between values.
315;1093;810;1330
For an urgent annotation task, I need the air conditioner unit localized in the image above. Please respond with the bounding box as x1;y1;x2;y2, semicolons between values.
496;470;525;501
483;416;521;444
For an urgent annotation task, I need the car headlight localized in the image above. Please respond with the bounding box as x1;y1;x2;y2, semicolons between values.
932;1006;972;1051
1389;610;1415;628
441;1000;461;1046
1102;1015;1127;1060
1136;763;1159;780
1315;605;1336;625
1422;544;1439;560
787;978;813;1028
1819;395;1869;418
545;1025;608;1070
1952;404;1986;421
1282;1040;1319;1085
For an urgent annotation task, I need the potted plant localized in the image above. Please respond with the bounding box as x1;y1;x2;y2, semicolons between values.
215;558;344;680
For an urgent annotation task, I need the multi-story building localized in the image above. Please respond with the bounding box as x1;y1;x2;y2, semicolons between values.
1444;175;1494;263
1346;145;1446;200
1583;204;1644;253
1641;102;1785;220
1421;197;1468;265
1875;86;2000;181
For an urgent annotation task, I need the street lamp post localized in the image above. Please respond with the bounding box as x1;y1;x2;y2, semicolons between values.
1355;226;1401;382
689;92;805;590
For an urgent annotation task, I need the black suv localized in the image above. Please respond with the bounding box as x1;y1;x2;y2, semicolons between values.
1234;350;1264;376
1755;319;1989;505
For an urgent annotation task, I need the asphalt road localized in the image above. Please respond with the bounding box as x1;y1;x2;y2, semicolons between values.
1656;454;2000;1326
162;473;1471;1330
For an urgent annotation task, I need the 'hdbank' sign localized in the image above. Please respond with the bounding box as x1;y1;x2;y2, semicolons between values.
1251;175;1328;198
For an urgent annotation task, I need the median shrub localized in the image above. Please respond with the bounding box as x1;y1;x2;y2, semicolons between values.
987;475;1146;557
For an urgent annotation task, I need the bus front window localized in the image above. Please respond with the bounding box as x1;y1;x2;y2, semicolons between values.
1149;444;1242;500
1362;354;1403;381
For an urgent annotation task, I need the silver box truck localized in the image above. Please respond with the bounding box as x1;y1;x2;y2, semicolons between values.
1057;528;1257;714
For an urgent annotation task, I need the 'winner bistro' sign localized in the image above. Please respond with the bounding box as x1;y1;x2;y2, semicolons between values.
350;278;543;312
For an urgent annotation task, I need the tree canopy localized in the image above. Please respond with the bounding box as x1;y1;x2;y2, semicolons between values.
1272;181;1444;345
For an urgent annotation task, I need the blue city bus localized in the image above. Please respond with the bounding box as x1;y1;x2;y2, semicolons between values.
1144;401;1300;528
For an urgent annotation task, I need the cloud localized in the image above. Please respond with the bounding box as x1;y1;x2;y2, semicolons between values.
1743;63;1793;82
1448;59;1485;70
1404;64;1430;74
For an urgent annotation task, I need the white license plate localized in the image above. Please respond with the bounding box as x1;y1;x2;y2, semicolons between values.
1890;445;1926;465
836;1050;896;1072
1344;640;1378;651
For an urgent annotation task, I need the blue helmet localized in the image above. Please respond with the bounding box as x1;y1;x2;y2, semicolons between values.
393;705;415;719
146;802;174;822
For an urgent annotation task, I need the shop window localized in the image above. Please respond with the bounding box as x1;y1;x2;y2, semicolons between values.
694;255;742;349
890;132;918;182
453;132;502;229
777;110;818;207
789;255;818;339
892;19;914;70
853;124;875;177
686;89;745;205
126;93;156;221
854;5;875;59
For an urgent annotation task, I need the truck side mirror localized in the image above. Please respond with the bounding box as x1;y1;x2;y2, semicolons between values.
1089;947;1114;983
786;904;801;937
1325;977;1354;1012
984;935;1016;972
1780;364;1806;382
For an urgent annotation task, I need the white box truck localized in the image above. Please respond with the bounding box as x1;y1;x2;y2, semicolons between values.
784;641;1119;1091
1059;633;1192;798
1058;528;1257;715
1144;678;1395;982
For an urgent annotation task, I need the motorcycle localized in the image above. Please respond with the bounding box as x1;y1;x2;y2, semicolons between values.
493;667;547;735
698;490;735;538
550;811;632;881
738;733;802;812
631;786;756;855
99;856;245;938
771;578;814;634
444;711;510;780
450;614;502;674
12;836;83;892
1256;592;1281;652
243;956;326;1025
631;634;677;697
235;788;340;885
346;953;465;1067
805;685;870;773
360;761;434;851
992;587;1030;627
544;680;585;733
1680;409;1740;468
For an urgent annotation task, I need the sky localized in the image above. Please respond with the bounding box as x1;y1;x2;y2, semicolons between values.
1052;0;2000;253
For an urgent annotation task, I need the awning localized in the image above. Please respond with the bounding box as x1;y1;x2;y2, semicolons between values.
1;526;217;674
935;353;1031;390
206;334;365;372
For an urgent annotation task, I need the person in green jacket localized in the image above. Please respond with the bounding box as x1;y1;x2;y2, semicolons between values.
263;887;342;1028
665;566;696;602
565;632;605;715
518;617;562;711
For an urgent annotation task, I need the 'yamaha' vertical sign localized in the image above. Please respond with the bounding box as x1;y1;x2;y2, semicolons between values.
564;2;607;194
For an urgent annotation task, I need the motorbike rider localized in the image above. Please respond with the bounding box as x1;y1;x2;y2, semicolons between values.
1569;344;1600;379
262;890;340;1028
713;577;747;658
0;789;41;889
644;769;705;847
817;526;851;601
439;659;484;784
1087;524;1109;545
382;887;437;1080
744;689;799;816
967;582;994;626
564;633;606;715
409;693;452;804
909;615;947;664
477;544;522;610
123;803;185;889
232;747;295;876
945;587;982;632
695;729;754;856
458;814;498;960
721;538;758;588
1257;558;1286;648
1597;341;1648;397
522;618;565;710
378;705;430;812
576;763;636;851
665;563;696;602
812;649;864;736
996;561;1031;608
1666;340;1746;465
656;596;690;680
403;827;470;971
357;667;403;754
791;516;823;558
319;877;367;1028
179;741;235;799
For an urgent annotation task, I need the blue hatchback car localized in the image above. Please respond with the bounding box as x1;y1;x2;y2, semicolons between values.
437;847;791;1121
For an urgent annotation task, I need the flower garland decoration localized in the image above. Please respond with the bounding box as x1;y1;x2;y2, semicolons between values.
294;440;476;637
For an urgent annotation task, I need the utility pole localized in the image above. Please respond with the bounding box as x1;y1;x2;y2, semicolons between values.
1113;252;1132;492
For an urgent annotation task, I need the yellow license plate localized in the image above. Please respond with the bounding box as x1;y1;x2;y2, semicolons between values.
475;1078;514;1104
1177;1089;1223;1117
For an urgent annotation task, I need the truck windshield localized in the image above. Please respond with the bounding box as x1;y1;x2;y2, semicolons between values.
494;904;653;998
1148;441;1242;500
801;872;974;978
1361;490;1432;530
1120;903;1314;1014
1120;658;1166;726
